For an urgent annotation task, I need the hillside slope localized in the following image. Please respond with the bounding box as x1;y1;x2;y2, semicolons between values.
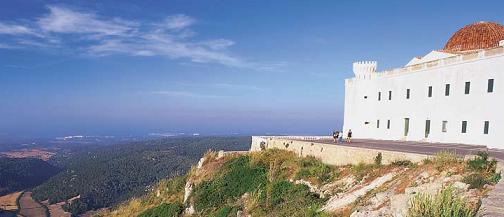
30;137;251;215
99;149;501;217
0;157;60;196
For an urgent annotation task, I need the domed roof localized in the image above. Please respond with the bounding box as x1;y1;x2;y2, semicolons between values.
443;22;504;52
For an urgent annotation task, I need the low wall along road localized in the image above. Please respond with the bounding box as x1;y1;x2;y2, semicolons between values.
250;136;430;166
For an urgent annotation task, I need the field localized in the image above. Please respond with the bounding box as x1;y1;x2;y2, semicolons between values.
18;192;47;217
0;149;56;161
0;191;22;211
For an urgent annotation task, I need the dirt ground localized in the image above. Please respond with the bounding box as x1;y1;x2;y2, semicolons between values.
0;191;22;211
18;192;47;217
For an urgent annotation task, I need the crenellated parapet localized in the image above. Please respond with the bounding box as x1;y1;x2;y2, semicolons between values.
352;61;377;79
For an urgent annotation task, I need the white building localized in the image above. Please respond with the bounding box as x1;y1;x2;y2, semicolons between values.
343;22;504;149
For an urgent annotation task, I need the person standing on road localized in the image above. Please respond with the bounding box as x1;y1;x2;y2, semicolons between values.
332;131;340;143
346;129;352;143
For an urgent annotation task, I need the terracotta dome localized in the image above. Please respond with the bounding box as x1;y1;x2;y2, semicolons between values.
443;21;504;52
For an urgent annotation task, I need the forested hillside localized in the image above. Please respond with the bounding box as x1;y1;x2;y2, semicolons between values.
31;136;250;215
0;157;60;196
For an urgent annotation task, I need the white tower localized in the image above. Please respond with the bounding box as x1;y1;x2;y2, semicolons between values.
352;61;377;79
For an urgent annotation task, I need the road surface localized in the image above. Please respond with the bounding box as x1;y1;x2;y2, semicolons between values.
301;139;504;160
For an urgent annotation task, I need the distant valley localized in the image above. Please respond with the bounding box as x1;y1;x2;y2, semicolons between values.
0;136;251;216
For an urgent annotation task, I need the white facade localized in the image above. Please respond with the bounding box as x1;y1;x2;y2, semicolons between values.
343;45;504;149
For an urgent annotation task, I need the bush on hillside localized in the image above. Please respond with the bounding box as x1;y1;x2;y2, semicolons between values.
209;206;233;217
137;203;183;217
192;156;268;212
391;160;416;168
374;152;383;166
408;185;476;217
463;152;501;189
466;152;497;173
433;151;459;171
250;149;297;181
295;156;336;184
267;180;326;217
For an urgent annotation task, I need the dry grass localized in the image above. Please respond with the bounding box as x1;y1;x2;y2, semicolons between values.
433;151;460;171
98;176;186;217
394;164;436;194
189;156;228;185
408;185;476;217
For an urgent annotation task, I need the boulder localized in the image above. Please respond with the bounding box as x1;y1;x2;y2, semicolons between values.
452;181;469;191
390;194;409;217
321;172;395;212
350;206;390;217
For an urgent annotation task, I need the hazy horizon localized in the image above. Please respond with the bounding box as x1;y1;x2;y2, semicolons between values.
1;0;503;139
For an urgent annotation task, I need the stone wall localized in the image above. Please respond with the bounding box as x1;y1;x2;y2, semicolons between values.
250;136;430;166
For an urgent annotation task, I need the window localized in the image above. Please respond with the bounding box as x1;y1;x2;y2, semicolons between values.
387;120;391;129
388;91;392;100
465;82;471;94
488;79;494;93
377;120;380;128
484;121;489;134
442;121;448;132
378;92;381;101
445;84;450;96
461;121;467;133
406;89;410;99
428;86;433;97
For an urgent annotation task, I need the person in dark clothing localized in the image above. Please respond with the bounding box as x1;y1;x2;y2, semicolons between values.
346;129;353;143
332;131;340;143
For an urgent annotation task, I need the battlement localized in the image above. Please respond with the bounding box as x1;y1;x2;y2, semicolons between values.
353;61;377;79
347;45;504;82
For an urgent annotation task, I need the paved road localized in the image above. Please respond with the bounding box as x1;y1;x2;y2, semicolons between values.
304;139;504;160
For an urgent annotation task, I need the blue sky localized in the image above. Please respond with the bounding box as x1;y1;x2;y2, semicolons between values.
1;0;503;138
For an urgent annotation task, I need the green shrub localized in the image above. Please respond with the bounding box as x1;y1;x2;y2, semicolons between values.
463;173;489;189
463;172;501;189
192;156;267;212
374;153;382;166
209;206;232;217
422;158;433;165
295;156;335;184
267;180;325;217
489;172;502;184
270;181;305;205
463;152;501;189
467;152;497;173
391;160;415;167
137;203;183;217
408;185;476;217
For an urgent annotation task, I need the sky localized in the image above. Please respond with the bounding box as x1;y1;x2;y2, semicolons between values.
1;0;503;139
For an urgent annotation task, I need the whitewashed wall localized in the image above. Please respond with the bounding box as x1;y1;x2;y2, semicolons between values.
343;50;504;149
